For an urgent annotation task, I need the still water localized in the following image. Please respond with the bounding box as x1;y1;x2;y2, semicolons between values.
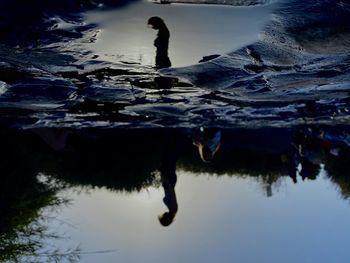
1;127;350;262
84;0;275;67
54;172;350;263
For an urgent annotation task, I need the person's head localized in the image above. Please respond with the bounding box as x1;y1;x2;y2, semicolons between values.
147;16;166;30
158;212;176;227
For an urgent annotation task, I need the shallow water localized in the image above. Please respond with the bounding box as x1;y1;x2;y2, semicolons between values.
84;0;275;67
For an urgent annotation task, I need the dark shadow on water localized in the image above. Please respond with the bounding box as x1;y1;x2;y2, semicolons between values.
1;125;350;256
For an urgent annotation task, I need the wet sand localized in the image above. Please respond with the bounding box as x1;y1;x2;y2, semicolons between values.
84;0;275;67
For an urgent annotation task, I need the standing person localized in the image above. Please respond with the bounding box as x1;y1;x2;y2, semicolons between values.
147;16;171;69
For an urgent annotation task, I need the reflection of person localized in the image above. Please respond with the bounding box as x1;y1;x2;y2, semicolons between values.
147;16;171;69
192;128;221;163
157;129;221;226
159;159;178;227
158;132;178;227
285;127;344;183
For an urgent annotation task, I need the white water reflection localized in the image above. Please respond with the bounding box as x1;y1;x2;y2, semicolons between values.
84;0;275;67
53;170;350;263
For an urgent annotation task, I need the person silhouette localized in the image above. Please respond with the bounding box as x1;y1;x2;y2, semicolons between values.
157;129;221;226
147;16;171;69
158;131;179;227
159;159;178;227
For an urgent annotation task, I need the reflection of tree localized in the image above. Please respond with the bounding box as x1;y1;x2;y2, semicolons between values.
178;148;286;177
37;129;163;192
1;129;163;193
0;131;80;263
179;127;350;198
0;127;83;262
178;145;286;197
325;149;350;199
2;126;350;208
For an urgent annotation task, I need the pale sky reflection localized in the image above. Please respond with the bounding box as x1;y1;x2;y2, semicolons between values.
51;169;350;263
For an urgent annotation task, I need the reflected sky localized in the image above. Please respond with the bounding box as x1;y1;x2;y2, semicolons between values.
2;126;350;263
84;0;275;67
52;169;350;263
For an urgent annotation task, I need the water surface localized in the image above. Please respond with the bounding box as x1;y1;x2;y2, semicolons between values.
84;0;275;67
53;172;350;263
2;127;350;262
